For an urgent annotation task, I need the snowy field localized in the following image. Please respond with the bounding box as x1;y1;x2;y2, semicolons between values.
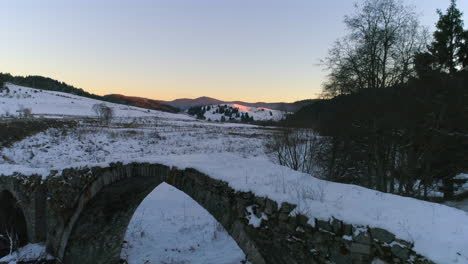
1;84;468;264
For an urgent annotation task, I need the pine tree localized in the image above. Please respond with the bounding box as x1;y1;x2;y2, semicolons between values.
428;0;467;74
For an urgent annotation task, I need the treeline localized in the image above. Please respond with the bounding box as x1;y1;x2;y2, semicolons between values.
292;73;468;199
281;0;468;199
0;73;102;100
0;73;178;113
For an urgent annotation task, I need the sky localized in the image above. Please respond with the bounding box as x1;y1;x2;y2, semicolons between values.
1;0;467;103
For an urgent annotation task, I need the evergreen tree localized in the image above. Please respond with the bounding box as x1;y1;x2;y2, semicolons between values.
428;0;467;74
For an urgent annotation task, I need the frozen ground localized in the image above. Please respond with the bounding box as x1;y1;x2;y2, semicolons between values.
122;183;246;264
0;243;53;263
1;84;468;264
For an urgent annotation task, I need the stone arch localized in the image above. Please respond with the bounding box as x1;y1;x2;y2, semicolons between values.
0;190;28;257
0;176;46;247
55;163;265;264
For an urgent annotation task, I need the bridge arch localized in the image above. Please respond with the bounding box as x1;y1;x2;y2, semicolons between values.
0;189;28;257
55;163;266;264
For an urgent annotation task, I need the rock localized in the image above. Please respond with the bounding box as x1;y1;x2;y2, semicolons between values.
395;239;412;248
278;212;290;221
316;219;333;233
369;228;395;243
343;224;353;236
264;199;278;215
391;245;410;261
279;202;296;214
350;243;371;255
331;218;342;234
242;192;254;200
296;214;309;227
354;232;371;245
330;249;352;264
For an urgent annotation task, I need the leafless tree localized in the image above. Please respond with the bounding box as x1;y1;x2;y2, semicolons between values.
322;0;428;97
265;129;322;174
16;106;32;119
92;103;114;126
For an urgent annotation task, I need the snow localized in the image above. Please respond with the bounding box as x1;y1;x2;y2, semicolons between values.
0;243;53;263
0;84;467;264
454;173;468;195
122;183;246;264
0;83;193;120
245;205;268;228
195;103;285;122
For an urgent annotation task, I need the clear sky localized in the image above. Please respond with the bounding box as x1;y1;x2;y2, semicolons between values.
1;0;467;102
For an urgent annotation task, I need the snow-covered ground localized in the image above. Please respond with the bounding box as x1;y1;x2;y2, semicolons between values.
0;243;53;263
122;183;246;264
0;83;192;120
1;84;468;264
191;104;285;122
455;173;468;195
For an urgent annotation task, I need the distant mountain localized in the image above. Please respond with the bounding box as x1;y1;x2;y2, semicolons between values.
0;72;315;113
161;97;316;112
103;94;179;113
160;97;224;110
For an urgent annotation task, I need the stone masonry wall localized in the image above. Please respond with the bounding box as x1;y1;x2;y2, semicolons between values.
0;163;435;264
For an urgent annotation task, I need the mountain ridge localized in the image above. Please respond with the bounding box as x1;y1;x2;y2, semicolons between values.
158;96;317;112
0;72;315;113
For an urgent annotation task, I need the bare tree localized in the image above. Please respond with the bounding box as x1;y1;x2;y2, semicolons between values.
92;103;114;126
16;106;33;119
322;0;427;97
265;129;321;174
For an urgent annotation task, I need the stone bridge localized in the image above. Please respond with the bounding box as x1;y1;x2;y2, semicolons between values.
0;163;433;264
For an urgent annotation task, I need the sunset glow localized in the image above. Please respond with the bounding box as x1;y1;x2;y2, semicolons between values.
1;0;467;102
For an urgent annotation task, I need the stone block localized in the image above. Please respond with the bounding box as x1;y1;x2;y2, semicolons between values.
354;232;371;245
350;243;371;255
391;245;410;261
369;228;395;243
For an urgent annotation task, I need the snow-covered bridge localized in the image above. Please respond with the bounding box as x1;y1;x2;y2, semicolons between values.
0;84;467;264
0;163;437;264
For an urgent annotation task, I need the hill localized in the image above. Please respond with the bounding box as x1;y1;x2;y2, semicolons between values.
161;97;224;110
187;103;286;122
0;73;178;113
103;94;179;113
161;97;316;112
0;83;192;120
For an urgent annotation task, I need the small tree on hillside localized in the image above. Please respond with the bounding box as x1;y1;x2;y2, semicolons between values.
92;103;114;126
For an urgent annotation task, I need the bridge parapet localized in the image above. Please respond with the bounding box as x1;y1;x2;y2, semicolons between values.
0;164;434;264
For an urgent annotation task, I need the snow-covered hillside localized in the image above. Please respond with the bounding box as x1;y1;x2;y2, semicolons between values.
189;104;285;122
0;83;192;120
